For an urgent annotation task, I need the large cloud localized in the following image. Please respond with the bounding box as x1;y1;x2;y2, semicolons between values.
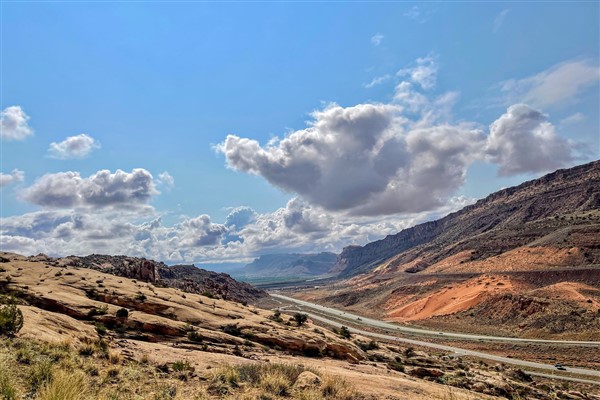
485;104;574;176
0;169;25;187
21;169;158;209
217;103;485;216
218;56;579;216
1;106;33;141
48;134;100;159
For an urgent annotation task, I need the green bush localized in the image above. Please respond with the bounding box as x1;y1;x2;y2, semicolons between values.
0;304;23;336
187;330;203;343
293;313;308;327
115;308;129;318
339;326;351;339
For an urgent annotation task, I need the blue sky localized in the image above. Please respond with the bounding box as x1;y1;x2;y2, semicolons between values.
1;2;598;266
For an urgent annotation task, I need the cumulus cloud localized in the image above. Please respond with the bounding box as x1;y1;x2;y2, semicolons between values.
0;169;25;187
1;106;33;141
499;59;600;109
225;206;257;230
371;33;384;46
48;134;100;159
485;104;574;176
217;101;484;216
157;171;175;188
217;56;579;216
21;169;158;209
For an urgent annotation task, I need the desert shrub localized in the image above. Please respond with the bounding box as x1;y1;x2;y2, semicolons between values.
29;358;54;392
221;324;241;336
78;345;95;357
356;340;378;351
339;326;351;339
0;304;23;336
154;385;177;400
37;370;86;400
0;363;17;400
293;313;308;327
135;292;147;302
388;360;405;373
187;330;203;342
321;375;356;399
259;370;290;396
269;310;283;323
95;323;107;337
171;360;193;372
115;308;129;318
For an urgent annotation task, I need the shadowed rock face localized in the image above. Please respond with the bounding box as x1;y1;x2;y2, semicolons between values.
54;254;267;303
333;160;600;277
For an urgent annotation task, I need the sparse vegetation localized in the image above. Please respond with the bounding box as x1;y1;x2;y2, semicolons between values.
338;326;351;339
293;313;308;327
115;308;129;318
0;303;23;336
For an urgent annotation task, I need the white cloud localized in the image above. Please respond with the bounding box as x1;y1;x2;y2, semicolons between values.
0;169;25;187
157;171;175;188
397;55;438;90
371;33;384;46
21;168;159;209
364;74;391;89
217;56;578;216
48;134;100;159
217;101;484;216
493;9;509;33
485;104;574;176
1;106;33;141
499;59;600;109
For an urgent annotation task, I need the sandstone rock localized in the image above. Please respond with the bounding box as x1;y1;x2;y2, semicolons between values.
293;371;321;391
407;367;444;379
471;382;487;392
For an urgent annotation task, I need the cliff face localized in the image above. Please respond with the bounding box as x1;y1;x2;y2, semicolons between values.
333;160;600;277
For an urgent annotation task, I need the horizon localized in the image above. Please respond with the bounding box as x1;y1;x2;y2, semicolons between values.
1;2;599;266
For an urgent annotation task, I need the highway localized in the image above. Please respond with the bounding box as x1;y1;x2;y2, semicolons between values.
272;294;600;383
271;294;600;346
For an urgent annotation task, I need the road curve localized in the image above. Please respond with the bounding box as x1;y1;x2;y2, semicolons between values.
271;294;600;347
288;309;600;382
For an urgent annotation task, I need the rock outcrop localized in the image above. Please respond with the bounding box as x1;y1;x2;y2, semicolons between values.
53;254;267;303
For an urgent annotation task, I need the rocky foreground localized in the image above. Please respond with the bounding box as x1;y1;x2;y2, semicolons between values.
1;252;597;399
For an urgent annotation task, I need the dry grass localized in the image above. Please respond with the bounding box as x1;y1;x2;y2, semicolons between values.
209;362;359;399
37;370;87;400
0;338;362;400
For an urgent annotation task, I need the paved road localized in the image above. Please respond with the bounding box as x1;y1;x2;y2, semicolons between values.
288;309;600;382
271;294;600;383
271;294;600;347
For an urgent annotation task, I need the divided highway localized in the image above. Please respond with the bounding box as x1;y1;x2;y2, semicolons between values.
271;293;600;383
271;294;600;346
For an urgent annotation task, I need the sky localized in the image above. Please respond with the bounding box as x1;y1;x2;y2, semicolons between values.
1;2;599;268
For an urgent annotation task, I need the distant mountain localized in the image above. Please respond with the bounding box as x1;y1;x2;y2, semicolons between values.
333;160;600;277
234;252;337;280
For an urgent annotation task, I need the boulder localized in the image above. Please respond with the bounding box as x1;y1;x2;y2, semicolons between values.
407;367;444;379
294;371;322;391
